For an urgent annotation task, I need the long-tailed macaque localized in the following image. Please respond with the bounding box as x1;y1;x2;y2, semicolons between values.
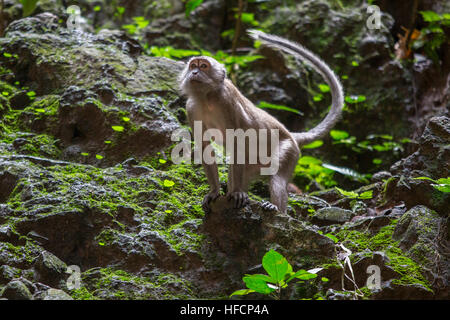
178;30;344;213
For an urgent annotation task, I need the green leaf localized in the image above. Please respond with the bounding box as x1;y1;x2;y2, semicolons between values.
324;233;338;243
159;159;167;164
257;101;303;115
302;140;323;149
431;184;450;193
330;130;349;140
420;11;442;22
122;116;130;122
243;276;275;294
27;91;36;97
313;94;323;102
335;187;359;199
345;95;366;104
295;272;317;280
95;154;104;160
163;179;175;187
246;274;277;284
359;190;373;199
185;0;203;17
321;277;329;282
3;53;12;58
318;84;330;93
262;250;291;283
240;13;259;26
80;152;89;156
298;156;322;166
230;289;256;297
111;125;125;132
20;0;38;17
372;158;382;165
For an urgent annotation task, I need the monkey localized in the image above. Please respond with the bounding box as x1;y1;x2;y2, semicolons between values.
178;30;344;214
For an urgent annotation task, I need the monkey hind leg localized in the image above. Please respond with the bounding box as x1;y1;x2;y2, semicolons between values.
267;175;289;213
266;144;299;213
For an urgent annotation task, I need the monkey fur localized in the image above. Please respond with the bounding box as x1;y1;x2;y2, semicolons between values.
178;30;344;214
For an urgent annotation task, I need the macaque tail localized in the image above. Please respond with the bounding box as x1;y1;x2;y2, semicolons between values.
248;29;344;146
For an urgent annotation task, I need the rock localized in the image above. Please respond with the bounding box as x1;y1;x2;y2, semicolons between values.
1;13;183;166
371;171;392;183
391;116;450;178
0;265;20;285
393;205;449;298
0;280;33;300
311;207;355;226
33;251;68;288
42;288;73;300
202;197;336;284
0;171;19;203
372;280;434;300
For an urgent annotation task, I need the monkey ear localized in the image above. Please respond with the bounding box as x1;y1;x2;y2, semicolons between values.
220;65;227;81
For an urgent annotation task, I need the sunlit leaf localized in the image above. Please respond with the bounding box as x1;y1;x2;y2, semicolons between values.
257;101;303;115
303;140;323;149
262;250;291;282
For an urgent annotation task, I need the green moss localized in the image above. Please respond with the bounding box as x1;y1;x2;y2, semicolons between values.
82;267;195;299
336;221;432;292
70;287;99;300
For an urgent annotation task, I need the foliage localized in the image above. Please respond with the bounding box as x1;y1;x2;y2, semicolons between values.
20;0;38;17
413;177;450;193
184;0;204;17
293;154;369;191
148;46;263;73
122;17;149;35
335;187;373;199
230;250;322;299
413;11;450;63
294;155;337;191
257;101;303;115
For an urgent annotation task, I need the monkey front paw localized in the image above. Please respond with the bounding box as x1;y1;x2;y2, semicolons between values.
261;200;278;211
227;191;249;209
202;190;220;214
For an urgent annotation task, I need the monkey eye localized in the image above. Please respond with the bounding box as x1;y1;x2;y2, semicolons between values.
200;63;208;69
189;63;197;69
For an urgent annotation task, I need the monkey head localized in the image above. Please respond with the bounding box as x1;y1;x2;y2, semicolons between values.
179;56;226;96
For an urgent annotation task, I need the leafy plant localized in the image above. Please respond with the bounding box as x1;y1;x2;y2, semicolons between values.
122;16;149;35
184;0;204;17
230;250;322;299
20;0;38;17
294;156;337;190
114;6;125;20
257;101;303;115
413;11;450;63
111;125;125;132
414;176;450;193
148;46;263;74
302;140;323;149
335;187;373;199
